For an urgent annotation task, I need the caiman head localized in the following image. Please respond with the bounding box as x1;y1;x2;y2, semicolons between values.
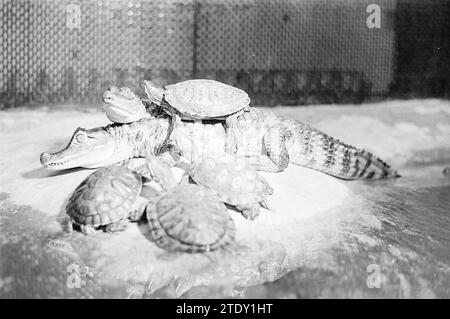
40;127;117;170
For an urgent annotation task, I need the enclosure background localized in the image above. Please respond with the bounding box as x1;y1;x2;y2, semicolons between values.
0;0;449;107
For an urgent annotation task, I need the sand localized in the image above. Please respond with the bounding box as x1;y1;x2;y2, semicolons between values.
0;99;449;298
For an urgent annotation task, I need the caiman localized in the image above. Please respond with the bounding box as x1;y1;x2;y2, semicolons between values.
40;108;399;180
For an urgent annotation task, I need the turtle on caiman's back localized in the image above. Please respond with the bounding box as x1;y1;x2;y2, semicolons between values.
103;79;251;153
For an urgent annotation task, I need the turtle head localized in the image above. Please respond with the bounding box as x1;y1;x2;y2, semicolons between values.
143;80;165;105
40;127;117;170
145;156;178;190
102;86;147;123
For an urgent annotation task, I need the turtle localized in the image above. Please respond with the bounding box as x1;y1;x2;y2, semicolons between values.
143;79;250;122
65;165;149;235
66;158;236;253
103;79;251;153
144;156;236;253
143;79;251;154
154;144;274;220
187;157;274;220
146;183;236;253
102;86;149;124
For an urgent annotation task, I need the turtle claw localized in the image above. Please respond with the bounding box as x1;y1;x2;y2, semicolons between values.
259;199;270;210
129;200;149;222
103;86;147;124
241;208;260;220
129;210;144;223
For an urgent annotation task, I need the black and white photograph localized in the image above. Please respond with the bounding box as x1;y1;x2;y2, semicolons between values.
0;0;449;301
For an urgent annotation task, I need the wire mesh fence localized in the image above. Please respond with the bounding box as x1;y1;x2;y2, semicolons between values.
0;0;397;107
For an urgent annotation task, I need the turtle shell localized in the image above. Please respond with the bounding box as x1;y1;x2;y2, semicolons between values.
164;79;250;119
146;184;235;253
189;160;273;207
66;166;142;228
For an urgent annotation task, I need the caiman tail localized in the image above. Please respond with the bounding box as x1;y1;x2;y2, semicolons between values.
287;122;399;180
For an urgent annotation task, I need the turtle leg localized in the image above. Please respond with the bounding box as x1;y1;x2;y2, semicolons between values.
261;126;290;172
236;204;260;220
179;173;191;185
156;143;182;167
259;199;270;210
225;113;241;154
259;199;274;212
167;114;182;142
80;224;97;236
128;209;144;223
174;156;191;172
261;176;274;195
142;98;162;117
129;193;156;222
60;217;74;236
140;185;163;199
142;80;165;105
128;148;179;182
145;156;178;190
105;219;130;233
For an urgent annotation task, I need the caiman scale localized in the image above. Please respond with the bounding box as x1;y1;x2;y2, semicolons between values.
40;108;399;180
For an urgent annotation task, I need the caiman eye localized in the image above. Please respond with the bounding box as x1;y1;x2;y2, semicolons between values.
75;133;87;143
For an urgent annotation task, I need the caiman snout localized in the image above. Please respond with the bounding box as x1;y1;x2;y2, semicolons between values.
40;151;63;169
40;152;51;166
40;126;120;170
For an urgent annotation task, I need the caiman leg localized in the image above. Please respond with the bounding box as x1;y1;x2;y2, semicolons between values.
240;126;290;172
261;126;290;172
